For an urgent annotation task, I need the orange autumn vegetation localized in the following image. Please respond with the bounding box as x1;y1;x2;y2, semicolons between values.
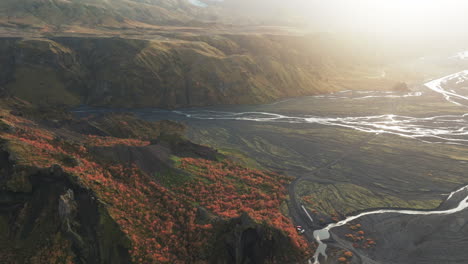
0;111;311;263
177;158;310;252
87;135;150;147
345;223;376;249
1;112;211;263
336;250;353;264
66;162;214;263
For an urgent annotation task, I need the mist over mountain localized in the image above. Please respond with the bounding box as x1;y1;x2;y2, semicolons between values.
203;0;468;52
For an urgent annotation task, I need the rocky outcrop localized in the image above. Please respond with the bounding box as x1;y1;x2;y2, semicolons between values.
392;82;410;92
213;213;305;264
0;149;131;264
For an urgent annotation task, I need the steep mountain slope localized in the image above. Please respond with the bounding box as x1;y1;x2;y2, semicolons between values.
0;0;209;31
0;0;401;110
0;98;311;263
0;35;392;108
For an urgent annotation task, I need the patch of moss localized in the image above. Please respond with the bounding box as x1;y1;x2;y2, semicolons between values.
298;181;441;217
5;170;32;193
0;120;11;132
97;204;132;261
52;152;79;167
88;114;184;140
6;66;80;106
153;167;192;187
0;216;8;237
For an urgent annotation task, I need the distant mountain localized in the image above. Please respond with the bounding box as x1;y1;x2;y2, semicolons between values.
0;0;399;110
0;34;393;109
198;0;307;26
0;0;310;32
0;0;212;31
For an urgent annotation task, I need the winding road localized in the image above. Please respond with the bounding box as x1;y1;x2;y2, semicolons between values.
287;132;379;262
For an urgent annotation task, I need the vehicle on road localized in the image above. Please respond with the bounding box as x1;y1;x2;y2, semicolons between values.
296;225;305;234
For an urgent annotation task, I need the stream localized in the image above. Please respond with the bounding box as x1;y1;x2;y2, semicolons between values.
74;68;468;264
311;183;468;263
161;70;468;263
310;70;468;263
159;70;468;263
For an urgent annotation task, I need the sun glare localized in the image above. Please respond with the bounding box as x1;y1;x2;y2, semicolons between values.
306;0;465;37
361;0;445;32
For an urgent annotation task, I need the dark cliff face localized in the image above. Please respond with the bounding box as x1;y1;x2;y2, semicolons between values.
0;149;131;263
0;161;302;263
212;213;305;264
0;35;381;109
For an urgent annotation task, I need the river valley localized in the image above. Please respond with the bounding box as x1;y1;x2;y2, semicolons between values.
75;68;468;263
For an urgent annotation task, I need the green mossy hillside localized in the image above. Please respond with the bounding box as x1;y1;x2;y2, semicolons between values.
0;35;394;109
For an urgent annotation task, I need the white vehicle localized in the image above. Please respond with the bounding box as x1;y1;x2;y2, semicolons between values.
296;225;305;234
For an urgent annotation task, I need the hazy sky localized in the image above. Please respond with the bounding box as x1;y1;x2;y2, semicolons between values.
304;0;464;36
220;0;467;39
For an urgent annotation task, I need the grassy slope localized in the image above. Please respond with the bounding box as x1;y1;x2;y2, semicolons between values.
0;0;205;30
0;0;405;110
0;35;398;109
6;66;80;105
186;120;468;221
298;181;440;217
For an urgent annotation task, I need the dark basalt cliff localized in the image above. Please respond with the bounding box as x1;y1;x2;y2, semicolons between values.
0;34;388;109
212;213;305;264
0;152;132;263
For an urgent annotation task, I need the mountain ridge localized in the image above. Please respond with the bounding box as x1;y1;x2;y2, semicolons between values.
0;34;395;109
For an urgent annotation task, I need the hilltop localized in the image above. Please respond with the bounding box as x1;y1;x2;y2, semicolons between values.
0;0;210;31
